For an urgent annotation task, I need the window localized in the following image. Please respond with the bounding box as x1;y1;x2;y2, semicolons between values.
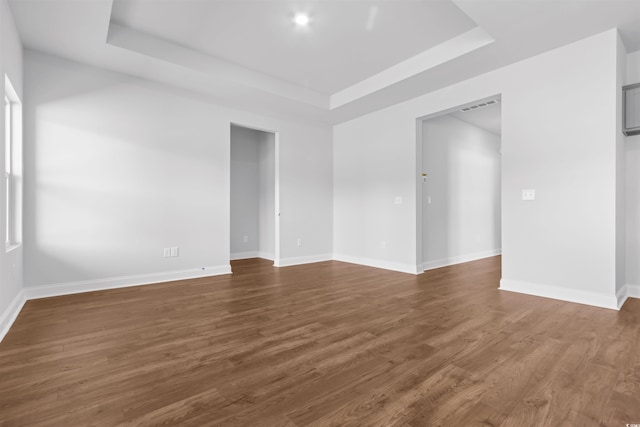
4;76;21;249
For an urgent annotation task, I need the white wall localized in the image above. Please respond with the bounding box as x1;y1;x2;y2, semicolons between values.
628;50;640;83
628;137;640;289
23;50;332;296
230;125;260;257
616;34;627;295
334;29;623;308
626;49;640;292
258;131;275;259
0;0;24;340
421;114;501;270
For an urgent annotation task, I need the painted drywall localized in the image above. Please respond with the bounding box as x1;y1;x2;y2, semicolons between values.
627;136;640;288
334;29;623;308
421;114;501;270
23;50;332;294
230;125;260;257
258;131;275;260
626;49;640;291
0;0;24;340
616;34;627;295
628;50;640;83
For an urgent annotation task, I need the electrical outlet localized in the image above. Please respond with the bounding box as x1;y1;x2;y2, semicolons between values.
170;247;179;257
381;240;387;249
522;189;536;201
163;248;171;258
297;238;303;247
243;235;249;243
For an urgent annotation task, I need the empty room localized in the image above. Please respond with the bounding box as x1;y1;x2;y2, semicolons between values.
1;0;640;425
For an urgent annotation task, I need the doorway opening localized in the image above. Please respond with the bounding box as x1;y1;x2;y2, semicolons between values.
230;124;279;265
416;96;502;272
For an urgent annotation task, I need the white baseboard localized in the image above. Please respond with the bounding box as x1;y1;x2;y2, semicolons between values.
500;279;620;310
616;285;629;309
231;251;259;260
625;283;640;299
0;290;26;343
422;249;501;271
257;251;275;261
231;251;275;261
24;265;232;300
275;254;332;267
332;254;420;275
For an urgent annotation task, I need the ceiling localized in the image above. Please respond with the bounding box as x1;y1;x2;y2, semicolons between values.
8;0;640;124
110;0;476;95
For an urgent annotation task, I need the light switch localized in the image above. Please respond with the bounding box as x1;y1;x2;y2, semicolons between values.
394;196;402;205
163;248;171;258
170;247;179;257
522;189;536;201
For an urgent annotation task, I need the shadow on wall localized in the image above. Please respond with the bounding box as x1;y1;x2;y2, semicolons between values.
23;52;229;288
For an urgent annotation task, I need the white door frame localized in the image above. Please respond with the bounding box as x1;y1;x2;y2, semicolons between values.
414;94;502;273
229;122;280;267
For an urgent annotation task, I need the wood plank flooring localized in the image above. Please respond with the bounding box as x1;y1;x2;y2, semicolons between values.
1;256;639;426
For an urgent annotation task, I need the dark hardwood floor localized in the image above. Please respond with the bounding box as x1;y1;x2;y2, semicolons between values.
1;256;639;426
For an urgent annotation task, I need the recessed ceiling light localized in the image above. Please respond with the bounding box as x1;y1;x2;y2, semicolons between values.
293;13;310;27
